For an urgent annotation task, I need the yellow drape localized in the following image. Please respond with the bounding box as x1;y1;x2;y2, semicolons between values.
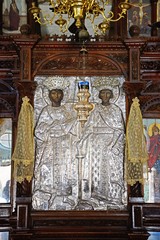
12;96;34;183
125;97;148;186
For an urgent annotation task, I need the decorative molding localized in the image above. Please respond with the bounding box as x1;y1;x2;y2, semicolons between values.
143;42;160;52
33;54;126;77
141;96;160;113
141;60;160;71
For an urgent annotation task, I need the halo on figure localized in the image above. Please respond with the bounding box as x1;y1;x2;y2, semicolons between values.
92;76;121;103
148;123;160;137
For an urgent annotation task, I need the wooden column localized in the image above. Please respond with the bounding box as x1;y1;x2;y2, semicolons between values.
10;32;39;236
125;38;146;82
12;31;40;102
124;36;150;240
150;0;158;36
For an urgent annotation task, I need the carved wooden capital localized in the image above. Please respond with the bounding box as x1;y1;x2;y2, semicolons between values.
14;81;37;106
124;39;146;49
11;36;40;81
123;81;146;104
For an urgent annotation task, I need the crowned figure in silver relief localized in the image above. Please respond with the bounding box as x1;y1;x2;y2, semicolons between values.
76;77;126;210
32;76;79;210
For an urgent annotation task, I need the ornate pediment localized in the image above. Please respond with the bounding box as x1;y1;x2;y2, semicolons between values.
34;54;124;76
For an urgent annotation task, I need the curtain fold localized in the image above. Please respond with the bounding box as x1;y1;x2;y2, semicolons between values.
125;97;148;186
12;96;34;183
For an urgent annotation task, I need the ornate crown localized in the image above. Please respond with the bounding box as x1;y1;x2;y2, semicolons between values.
43;76;70;90
92;76;120;91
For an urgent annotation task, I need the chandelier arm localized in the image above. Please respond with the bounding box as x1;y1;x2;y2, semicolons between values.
60;16;71;33
89;0;95;9
44;13;56;25
97;8;126;23
33;16;41;25
50;1;55;8
62;0;69;5
96;9;114;22
109;10;126;22
33;11;56;25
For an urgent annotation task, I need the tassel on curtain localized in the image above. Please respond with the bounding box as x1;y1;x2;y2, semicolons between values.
12;96;34;183
125;97;148;186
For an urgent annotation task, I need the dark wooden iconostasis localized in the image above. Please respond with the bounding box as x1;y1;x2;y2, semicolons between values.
0;0;160;239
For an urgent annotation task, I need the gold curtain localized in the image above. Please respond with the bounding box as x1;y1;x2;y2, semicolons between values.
12;96;34;183
125;97;148;186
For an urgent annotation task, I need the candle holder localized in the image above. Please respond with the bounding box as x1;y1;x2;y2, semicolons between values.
74;81;94;127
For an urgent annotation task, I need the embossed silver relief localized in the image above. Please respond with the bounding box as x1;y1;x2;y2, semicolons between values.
32;76;127;210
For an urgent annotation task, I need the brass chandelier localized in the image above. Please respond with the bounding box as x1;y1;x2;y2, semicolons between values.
29;0;131;35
